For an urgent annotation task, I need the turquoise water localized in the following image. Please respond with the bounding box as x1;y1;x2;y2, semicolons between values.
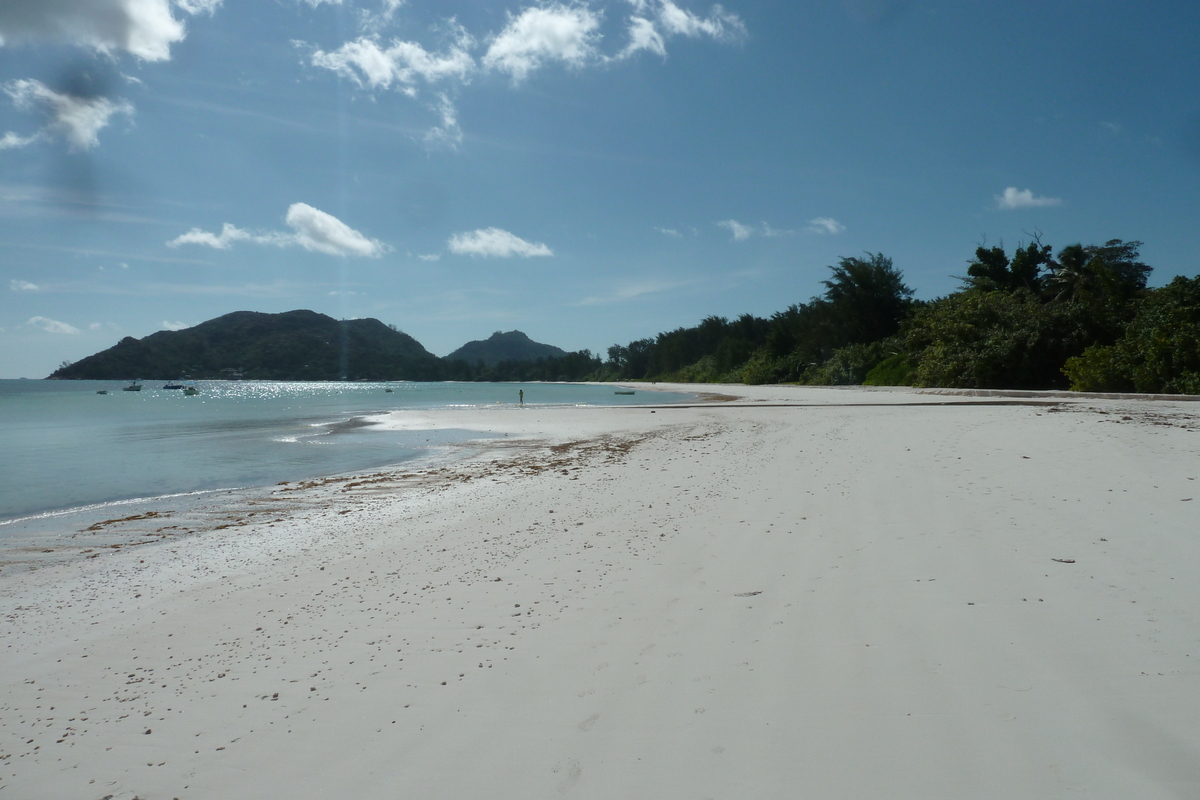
0;380;686;524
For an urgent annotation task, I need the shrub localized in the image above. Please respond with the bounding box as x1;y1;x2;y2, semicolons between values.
904;290;1096;389
740;350;785;385
863;353;917;386
1063;276;1200;394
803;340;892;385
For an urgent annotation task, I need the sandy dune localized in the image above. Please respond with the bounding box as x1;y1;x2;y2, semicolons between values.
2;385;1198;799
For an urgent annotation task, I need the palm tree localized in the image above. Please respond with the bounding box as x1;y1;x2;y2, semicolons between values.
821;253;914;344
1045;243;1095;302
1046;240;1150;304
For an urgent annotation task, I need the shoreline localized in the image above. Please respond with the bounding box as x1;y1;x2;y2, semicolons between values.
0;430;497;573
0;380;694;533
2;384;1199;798
0;382;698;566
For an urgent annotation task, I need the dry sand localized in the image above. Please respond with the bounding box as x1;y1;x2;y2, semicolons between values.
2;384;1198;799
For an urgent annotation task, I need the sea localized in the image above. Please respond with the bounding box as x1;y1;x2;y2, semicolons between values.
0;379;690;537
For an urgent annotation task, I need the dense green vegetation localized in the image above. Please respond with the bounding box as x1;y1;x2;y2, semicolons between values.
50;238;1199;394
587;238;1198;394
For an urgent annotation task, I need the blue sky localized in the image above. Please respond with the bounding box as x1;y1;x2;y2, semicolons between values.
1;0;1197;378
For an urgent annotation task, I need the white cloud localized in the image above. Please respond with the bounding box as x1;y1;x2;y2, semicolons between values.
655;226;682;237
447;227;553;258
423;92;463;148
0;0;219;61
483;4;602;82
4;79;134;151
174;0;221;15
10;279;39;291
309;27;474;142
622;16;666;57
0;129;41;149
313;38;399;89
286;202;386;257
311;27;475;93
27;315;80;334
657;0;745;40
718;218;795;240
357;0;407;32
168;203;387;257
620;0;746;58
168;221;253;249
306;1;747;143
417;252;441;261
161;320;188;330
717;219;754;240
806;216;845;234
995;187;1062;210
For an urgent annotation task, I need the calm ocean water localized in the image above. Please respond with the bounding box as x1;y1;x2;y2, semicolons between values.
0;379;688;525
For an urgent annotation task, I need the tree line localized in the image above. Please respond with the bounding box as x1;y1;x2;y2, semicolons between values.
481;237;1198;394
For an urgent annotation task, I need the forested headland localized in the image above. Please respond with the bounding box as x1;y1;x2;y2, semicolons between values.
49;238;1199;393
530;237;1199;394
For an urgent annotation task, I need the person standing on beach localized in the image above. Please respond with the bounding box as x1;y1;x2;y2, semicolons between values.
519;389;524;405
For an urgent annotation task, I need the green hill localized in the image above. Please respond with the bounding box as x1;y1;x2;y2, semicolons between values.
48;310;443;381
445;330;567;367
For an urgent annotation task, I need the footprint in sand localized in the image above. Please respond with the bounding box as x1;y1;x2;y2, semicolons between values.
553;760;583;792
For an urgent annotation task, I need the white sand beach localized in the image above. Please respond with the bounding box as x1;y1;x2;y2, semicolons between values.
2;384;1199;799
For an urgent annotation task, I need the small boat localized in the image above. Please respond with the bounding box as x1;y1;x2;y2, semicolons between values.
182;382;199;396
122;380;142;392
163;381;184;390
96;390;109;395
614;390;636;395
385;388;394;393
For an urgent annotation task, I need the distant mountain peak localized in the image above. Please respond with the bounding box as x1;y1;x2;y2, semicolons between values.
445;330;567;367
48;309;442;381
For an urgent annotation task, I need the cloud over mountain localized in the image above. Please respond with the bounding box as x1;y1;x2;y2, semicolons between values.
27;315;80;334
169;203;387;258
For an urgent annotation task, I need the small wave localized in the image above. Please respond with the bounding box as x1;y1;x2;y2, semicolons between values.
0;488;243;527
324;416;378;434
